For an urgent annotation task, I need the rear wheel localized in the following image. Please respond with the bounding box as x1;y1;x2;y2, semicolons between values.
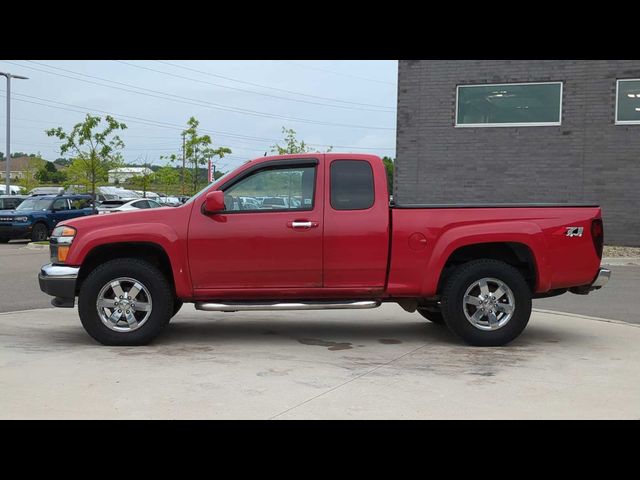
0;238;9;243
78;258;174;346
31;223;48;242
441;259;532;346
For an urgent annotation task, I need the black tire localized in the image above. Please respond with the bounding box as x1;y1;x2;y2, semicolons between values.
170;299;183;319
31;223;48;242
78;258;174;346
417;308;445;324
441;259;532;346
0;237;9;243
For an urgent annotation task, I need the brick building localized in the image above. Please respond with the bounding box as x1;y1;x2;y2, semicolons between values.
395;60;640;246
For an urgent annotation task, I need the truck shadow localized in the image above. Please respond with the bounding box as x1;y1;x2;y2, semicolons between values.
45;315;592;350
160;318;458;347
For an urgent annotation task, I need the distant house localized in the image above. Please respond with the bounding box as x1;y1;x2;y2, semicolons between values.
108;167;153;184
0;156;46;180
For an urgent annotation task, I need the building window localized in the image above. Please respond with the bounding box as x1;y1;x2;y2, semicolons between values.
616;79;640;125
456;82;563;127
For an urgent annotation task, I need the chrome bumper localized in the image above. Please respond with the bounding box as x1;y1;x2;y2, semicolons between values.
591;268;611;288
38;263;80;307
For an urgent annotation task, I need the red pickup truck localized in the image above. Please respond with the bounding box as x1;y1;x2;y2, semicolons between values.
38;153;610;347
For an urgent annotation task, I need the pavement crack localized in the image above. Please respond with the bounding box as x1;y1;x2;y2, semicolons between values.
268;343;427;420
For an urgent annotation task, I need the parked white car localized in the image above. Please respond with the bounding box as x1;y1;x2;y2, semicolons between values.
158;196;181;206
134;190;161;201
97;198;163;214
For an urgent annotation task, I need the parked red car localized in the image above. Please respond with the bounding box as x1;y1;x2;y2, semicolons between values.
38;154;610;346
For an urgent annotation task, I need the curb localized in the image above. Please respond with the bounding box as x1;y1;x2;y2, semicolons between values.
533;308;640;328
602;257;640;266
23;242;49;251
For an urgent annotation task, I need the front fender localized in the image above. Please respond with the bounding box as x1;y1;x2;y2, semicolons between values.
66;222;192;298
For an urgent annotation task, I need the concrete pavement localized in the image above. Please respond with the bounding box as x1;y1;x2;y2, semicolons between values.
1;303;639;419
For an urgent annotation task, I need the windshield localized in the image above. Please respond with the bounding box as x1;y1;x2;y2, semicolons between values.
16;198;53;211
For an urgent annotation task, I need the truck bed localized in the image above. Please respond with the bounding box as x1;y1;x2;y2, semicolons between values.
388;205;603;297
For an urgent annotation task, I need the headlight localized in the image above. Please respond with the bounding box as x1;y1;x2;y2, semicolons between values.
14;216;28;222
50;226;77;264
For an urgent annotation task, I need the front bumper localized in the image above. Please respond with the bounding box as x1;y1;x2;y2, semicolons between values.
570;267;611;295
38;263;79;308
0;224;31;239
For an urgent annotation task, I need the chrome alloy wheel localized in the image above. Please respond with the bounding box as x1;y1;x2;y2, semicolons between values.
96;277;152;332
463;277;515;331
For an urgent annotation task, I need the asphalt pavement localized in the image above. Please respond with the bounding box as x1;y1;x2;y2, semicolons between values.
0;241;52;313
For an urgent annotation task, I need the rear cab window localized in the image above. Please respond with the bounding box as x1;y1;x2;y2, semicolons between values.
330;160;375;210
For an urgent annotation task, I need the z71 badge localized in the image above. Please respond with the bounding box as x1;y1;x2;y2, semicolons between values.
566;227;584;237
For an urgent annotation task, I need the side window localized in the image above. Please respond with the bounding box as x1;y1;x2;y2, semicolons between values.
134;200;149;209
223;166;316;212
52;198;70;211
70;198;91;209
330;160;375;210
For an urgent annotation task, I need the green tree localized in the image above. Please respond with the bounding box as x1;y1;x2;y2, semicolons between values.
270;127;333;155
17;156;45;192
382;156;394;194
46;114;127;202
181;117;232;194
155;166;180;196
127;164;155;197
35;161;67;184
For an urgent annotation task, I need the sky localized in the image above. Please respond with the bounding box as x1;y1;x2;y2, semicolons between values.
0;60;398;173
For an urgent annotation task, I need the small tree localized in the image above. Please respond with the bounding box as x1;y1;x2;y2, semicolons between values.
270;127;333;155
35;161;68;184
155;166;179;196
46;114;127;203
17;156;44;193
381;156;394;194
127;159;155;197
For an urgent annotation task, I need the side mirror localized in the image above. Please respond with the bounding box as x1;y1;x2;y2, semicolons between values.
203;191;225;214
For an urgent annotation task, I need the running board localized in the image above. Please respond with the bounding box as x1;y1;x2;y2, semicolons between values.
194;300;381;312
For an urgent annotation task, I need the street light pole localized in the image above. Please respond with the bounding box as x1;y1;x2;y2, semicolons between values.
0;72;29;195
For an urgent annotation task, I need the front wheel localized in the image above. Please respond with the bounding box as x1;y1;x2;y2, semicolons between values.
417;308;445;324
441;259;532;346
78;258;174;346
31;223;48;242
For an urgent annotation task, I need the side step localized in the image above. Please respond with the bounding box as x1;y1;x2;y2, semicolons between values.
194;300;381;312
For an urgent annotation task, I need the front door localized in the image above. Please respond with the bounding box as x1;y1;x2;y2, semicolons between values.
188;159;323;292
51;198;73;226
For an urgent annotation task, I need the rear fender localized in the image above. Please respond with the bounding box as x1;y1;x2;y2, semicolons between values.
422;220;549;296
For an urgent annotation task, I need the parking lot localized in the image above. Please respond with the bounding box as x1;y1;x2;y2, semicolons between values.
1;241;640;419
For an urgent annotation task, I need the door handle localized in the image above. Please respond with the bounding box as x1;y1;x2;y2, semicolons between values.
288;221;319;229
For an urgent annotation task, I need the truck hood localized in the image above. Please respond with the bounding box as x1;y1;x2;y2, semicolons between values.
61;205;185;232
0;210;18;218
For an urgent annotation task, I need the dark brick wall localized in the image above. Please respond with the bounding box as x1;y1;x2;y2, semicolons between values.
395;60;640;246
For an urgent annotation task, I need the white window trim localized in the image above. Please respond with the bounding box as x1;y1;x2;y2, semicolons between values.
455;81;563;128
615;79;640;125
